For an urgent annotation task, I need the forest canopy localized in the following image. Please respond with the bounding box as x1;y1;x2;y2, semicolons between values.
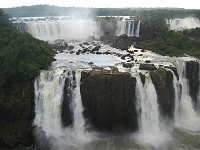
0;9;54;87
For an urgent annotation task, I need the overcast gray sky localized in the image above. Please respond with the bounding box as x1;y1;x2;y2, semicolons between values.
0;0;199;9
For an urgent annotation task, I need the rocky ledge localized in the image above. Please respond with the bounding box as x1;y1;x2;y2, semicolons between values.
80;67;138;132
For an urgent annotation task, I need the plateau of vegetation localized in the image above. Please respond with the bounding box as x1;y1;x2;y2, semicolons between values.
0;9;54;88
136;18;200;57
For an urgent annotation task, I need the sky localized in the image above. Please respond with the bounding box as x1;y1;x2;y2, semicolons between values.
0;0;199;9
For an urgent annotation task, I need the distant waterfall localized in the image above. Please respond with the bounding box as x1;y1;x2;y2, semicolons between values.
116;20;140;37
22;20;101;41
197;63;200;113
166;17;200;31
136;75;160;133
174;61;200;131
135;20;140;37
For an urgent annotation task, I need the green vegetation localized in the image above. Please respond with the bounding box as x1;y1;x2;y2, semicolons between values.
0;9;54;87
136;18;200;57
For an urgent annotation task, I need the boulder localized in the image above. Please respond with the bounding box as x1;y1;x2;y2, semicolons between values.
122;62;134;68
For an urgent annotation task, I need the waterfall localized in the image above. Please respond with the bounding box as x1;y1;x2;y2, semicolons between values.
71;70;86;134
23;20;101;41
115;20;127;36
34;68;67;137
115;20;140;37
34;68;88;144
127;20;134;36
136;75;160;133
170;70;181;126
166;17;200;31
135;20;140;37
174;61;200;131
197;63;200;113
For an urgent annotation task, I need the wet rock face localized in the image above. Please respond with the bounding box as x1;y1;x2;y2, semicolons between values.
139;64;157;71
80;71;138;132
150;68;175;120
185;61;199;109
61;75;75;127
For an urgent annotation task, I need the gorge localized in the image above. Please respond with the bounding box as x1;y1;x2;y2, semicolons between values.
29;30;200;149
1;9;200;149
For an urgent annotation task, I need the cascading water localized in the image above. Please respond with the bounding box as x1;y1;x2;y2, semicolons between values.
115;20;140;37
174;60;200;131
135;20;140;37
197;63;200;113
23;20;101;41
115;20;127;36
34;68;67;137
126;20;135;36
34;68;92;150
170;70;181;125
71;70;86;135
134;75;172;150
166;17;200;31
136;75;160;133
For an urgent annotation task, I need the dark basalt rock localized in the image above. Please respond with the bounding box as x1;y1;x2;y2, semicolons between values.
76;51;80;55
139;72;145;85
145;60;151;63
51;41;68;50
96;52;103;55
150;68;175;120
185;61;199;110
91;45;101;52
69;51;75;54
139;64;157;71
121;55;126;60
80;70;138;132
67;45;74;50
164;66;179;80
61;75;74;127
122;62;134;68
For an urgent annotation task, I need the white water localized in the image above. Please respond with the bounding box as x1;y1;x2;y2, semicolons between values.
135;75;172;150
197;63;200;113
166;17;200;31
71;70;86;135
115;20;140;37
34;68;93;149
33;45;200;149
23;20;101;41
136;75;160;133
135;20;140;37
174;61;200;131
34;68;67;137
170;70;181;126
